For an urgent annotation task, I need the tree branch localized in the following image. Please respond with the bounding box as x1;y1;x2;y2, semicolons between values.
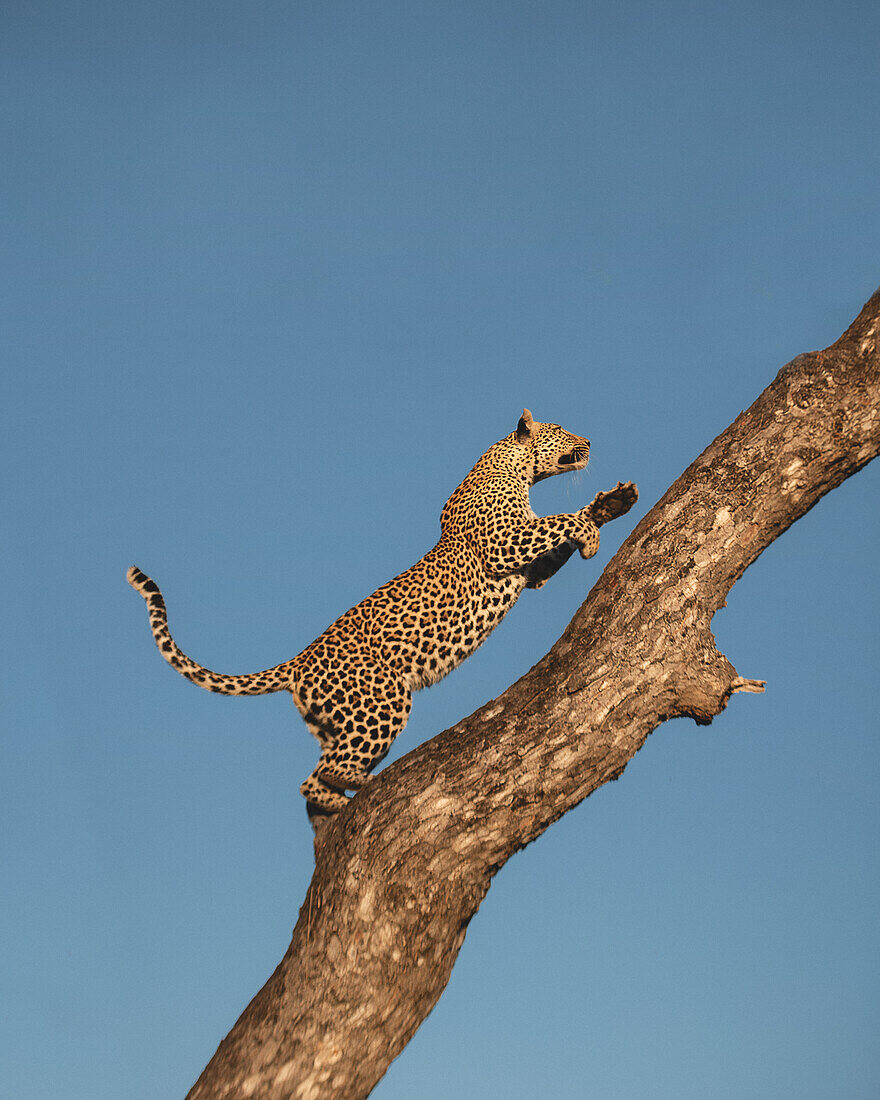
187;289;880;1100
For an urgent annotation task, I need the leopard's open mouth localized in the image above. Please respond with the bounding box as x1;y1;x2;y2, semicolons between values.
558;447;589;467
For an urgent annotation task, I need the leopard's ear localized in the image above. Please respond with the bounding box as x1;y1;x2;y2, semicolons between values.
516;408;534;441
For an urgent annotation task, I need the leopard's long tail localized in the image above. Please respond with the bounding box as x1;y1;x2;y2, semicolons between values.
127;567;292;695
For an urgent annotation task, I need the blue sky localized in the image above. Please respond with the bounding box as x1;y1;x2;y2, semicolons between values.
2;3;878;1097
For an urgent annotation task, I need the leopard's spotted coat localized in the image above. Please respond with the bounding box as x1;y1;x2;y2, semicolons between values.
129;410;637;814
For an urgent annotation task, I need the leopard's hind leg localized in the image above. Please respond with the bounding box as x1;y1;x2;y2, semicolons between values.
313;672;413;796
296;711;352;812
299;769;351;812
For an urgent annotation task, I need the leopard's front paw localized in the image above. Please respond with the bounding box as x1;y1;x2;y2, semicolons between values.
585;481;638;526
573;518;601;560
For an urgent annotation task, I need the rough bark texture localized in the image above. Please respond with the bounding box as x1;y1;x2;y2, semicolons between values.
187;290;880;1100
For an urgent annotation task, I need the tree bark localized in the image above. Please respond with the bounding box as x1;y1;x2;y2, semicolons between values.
187;289;880;1100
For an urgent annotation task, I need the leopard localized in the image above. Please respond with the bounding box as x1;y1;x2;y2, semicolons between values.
128;409;637;816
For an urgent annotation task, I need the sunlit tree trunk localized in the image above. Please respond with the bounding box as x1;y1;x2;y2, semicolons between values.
187;289;880;1100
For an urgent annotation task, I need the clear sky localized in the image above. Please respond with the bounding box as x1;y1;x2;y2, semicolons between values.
2;3;878;1097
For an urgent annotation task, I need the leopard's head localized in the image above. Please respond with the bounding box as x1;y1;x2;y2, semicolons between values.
516;408;590;484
